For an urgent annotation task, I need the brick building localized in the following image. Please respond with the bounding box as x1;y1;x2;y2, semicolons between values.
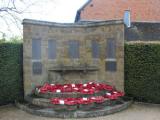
75;0;160;22
75;0;160;41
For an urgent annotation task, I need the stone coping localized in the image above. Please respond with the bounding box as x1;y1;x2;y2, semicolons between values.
25;95;112;108
16;100;132;118
22;19;123;27
34;90;105;99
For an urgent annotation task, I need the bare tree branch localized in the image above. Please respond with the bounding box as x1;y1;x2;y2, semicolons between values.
0;0;56;39
0;0;41;39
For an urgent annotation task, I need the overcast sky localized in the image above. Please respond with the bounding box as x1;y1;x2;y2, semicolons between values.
0;0;88;39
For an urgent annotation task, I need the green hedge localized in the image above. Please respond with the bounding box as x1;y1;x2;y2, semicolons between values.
125;43;160;103
0;42;23;105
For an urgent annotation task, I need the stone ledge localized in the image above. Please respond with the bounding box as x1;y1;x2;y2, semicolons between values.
22;19;123;27
34;90;105;99
16;100;132;118
25;95;112;108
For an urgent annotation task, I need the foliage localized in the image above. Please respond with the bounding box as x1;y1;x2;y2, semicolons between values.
9;36;22;43
125;43;160;103
0;42;23;105
0;36;22;43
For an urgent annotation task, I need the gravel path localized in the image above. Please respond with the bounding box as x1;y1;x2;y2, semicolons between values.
0;103;160;120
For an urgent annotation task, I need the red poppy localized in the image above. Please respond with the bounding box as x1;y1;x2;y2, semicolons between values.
50;98;60;104
75;83;83;88
90;96;105;103
50;98;65;105
39;88;48;93
72;87;79;92
93;83;104;90
112;91;125;97
49;84;57;92
80;88;95;94
61;85;72;92
77;98;94;104
54;84;63;89
102;84;114;91
64;98;77;105
104;92;119;100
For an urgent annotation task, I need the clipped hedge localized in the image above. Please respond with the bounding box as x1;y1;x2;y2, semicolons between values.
125;43;160;103
0;42;23;105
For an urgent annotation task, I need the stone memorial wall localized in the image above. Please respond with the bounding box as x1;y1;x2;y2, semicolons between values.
23;19;124;95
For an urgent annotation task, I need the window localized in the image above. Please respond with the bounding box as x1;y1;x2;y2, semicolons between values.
32;39;42;75
106;38;116;59
105;60;117;71
106;38;116;71
68;40;79;58
32;62;42;75
92;40;100;58
124;10;131;27
32;38;41;60
48;40;57;59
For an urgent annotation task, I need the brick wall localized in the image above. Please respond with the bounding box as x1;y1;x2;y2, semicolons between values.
80;0;160;22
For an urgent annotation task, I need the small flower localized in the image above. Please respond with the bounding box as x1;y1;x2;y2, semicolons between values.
90;97;96;100
56;89;61;93
59;100;64;105
106;93;111;96
84;89;89;92
88;82;93;84
83;84;87;87
71;84;75;87
74;87;78;90
82;98;88;101
63;85;68;88
113;91;118;94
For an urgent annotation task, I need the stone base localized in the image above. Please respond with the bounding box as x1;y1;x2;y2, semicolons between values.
16;99;132;118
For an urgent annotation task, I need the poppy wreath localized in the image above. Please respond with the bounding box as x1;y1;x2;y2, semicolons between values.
50;97;94;105
49;94;124;105
36;82;115;94
36;82;125;108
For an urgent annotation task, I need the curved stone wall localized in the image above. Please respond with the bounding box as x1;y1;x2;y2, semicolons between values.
23;19;124;95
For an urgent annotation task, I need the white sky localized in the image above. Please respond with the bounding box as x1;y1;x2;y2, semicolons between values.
0;0;88;39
